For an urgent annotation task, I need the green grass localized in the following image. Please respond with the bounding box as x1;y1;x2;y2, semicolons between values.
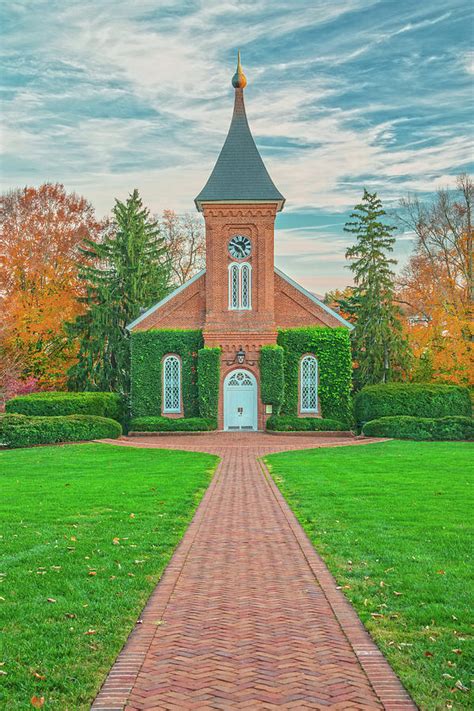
265;441;473;710
0;443;218;709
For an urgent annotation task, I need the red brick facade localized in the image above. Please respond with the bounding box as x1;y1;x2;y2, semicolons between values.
131;202;347;429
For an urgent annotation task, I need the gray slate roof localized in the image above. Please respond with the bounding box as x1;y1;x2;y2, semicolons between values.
195;88;285;211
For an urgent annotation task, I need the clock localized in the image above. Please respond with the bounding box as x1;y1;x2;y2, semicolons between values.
228;235;251;259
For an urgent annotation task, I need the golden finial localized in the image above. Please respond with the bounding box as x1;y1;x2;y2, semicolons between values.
232;50;247;89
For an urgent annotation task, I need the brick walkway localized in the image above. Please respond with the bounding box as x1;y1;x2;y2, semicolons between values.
92;433;415;710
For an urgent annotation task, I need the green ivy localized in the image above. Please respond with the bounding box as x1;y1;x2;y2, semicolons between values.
277;327;352;421
130;330;203;418
259;345;284;413
197;348;221;419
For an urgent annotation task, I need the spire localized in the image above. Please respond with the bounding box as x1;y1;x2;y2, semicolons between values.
195;54;285;212
231;50;247;89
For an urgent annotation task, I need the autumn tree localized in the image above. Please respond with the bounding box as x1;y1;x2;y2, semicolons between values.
397;173;473;384
159;210;205;285
0;183;103;389
67;190;171;395
344;189;409;387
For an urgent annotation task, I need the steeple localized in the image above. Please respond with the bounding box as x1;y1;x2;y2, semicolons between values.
195;53;285;212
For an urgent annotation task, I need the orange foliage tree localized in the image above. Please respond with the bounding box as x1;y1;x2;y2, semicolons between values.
397;174;473;385
0;183;104;389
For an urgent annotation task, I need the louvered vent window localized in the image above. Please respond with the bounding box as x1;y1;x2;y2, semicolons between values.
163;355;181;413
300;355;318;413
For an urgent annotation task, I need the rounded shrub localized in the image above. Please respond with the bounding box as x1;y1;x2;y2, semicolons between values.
266;415;350;432
0;415;122;448
354;383;471;427
6;392;124;423
130;416;217;432
362;415;474;441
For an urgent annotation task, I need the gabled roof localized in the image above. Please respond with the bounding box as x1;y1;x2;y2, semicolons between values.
195;55;285;212
126;269;205;331
275;267;354;330
127;266;353;332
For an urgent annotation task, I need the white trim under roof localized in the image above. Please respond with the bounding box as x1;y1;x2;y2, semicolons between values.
275;267;354;330
196;198;285;212
126;269;205;331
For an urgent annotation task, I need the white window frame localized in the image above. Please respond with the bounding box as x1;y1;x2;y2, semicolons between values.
163;354;181;414
300;355;318;413
228;262;252;310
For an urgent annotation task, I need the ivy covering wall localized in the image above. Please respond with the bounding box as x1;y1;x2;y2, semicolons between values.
130;330;203;418
259;345;284;414
277;327;352;421
197;347;221;419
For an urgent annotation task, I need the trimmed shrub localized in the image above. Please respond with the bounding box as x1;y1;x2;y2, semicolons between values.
260;345;284;413
277;327;352;422
130;330;203;418
362;416;474;441
354;383;471;427
197;347;221;419
6;392;124;423
130;416;217;432
0;415;122;448
266;415;350;432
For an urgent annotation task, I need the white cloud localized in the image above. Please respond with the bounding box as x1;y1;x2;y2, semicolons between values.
1;0;472;289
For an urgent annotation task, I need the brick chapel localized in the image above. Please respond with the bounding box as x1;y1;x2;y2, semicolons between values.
128;55;352;431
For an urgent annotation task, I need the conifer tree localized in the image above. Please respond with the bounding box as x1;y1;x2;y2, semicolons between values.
67;189;171;395
344;189;409;387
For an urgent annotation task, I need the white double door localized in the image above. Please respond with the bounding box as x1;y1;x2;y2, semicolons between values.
224;369;257;431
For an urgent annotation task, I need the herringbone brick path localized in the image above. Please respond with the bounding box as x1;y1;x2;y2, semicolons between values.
92;433;415;710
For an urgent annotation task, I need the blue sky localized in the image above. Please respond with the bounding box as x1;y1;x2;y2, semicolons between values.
1;0;473;292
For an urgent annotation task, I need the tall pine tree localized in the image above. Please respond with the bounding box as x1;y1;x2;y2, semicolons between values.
344;189;409;387
67;189;171;395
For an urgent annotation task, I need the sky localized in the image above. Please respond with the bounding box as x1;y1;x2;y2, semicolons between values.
1;0;473;293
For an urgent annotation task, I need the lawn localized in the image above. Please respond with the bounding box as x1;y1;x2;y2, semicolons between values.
265;441;473;711
0;443;218;710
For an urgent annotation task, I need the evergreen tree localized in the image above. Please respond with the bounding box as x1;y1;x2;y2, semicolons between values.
67;189;171;395
344;189;409;387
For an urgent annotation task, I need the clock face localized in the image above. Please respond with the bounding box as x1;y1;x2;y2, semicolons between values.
228;235;251;259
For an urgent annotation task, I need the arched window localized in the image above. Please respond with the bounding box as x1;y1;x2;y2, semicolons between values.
229;263;240;309
300;355;318;413
228;263;252;310
240;263;251;309
163;355;181;413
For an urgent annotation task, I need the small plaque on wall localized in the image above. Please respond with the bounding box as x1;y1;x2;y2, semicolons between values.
265;404;273;414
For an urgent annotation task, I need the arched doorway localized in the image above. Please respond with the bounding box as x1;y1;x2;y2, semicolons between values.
223;369;258;431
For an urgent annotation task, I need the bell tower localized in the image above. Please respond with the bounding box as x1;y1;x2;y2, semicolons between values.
195;53;285;356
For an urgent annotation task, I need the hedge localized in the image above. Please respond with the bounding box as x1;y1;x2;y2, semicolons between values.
266;415;350;431
362;415;474;441
277;327;352;422
354;383;471;426
260;345;284;413
6;391;124;423
0;415;122;448
130;416;217;432
130;330;203;418
197;347;221;419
